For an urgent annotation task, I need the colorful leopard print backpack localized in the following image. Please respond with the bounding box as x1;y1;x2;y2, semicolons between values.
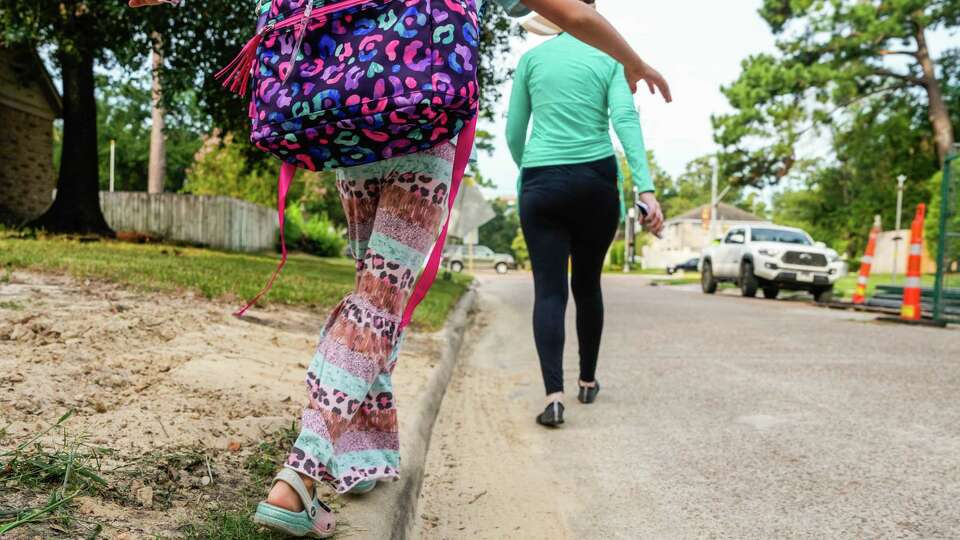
219;0;480;318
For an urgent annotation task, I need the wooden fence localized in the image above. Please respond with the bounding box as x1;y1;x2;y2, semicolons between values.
99;192;278;252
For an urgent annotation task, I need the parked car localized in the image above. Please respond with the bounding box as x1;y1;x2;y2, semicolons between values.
443;245;516;274
667;257;700;275
700;225;846;302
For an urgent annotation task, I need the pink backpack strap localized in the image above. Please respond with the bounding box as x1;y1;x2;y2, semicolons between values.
399;116;478;331
234;161;297;317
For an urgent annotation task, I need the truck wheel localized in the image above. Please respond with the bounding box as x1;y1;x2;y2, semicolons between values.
813;287;834;303
451;261;464;273
762;287;780;300
701;261;718;294
740;261;759;298
495;262;508;275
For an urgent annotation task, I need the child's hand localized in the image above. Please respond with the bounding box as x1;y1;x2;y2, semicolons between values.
626;61;672;103
128;0;180;7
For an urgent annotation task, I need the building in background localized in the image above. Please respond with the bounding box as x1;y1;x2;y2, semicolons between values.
641;203;768;269
0;45;62;226
871;230;936;275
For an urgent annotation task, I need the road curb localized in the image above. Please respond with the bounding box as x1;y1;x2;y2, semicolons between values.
388;285;478;540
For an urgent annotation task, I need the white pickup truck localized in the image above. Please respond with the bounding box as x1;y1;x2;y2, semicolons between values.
700;224;846;301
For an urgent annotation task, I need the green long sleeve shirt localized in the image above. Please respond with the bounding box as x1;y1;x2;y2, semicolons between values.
506;33;655;195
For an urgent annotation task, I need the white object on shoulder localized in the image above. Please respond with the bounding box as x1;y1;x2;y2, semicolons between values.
520;14;563;36
520;2;596;36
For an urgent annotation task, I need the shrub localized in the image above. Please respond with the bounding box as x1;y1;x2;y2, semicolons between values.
184;134;280;207
282;206;347;258
511;229;529;269
609;240;626;268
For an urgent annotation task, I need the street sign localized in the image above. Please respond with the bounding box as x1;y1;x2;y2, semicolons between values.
450;182;495;239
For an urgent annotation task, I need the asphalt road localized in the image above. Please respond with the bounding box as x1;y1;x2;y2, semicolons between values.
415;273;960;539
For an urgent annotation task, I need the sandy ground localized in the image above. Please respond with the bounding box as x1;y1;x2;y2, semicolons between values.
416;274;960;539
415;276;580;540
415;306;577;539
0;270;440;539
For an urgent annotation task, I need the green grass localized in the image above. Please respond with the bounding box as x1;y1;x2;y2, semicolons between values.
0;300;23;311
603;266;672;275
2;415;339;539
0;410;108;536
243;423;299;489
179;422;351;540
833;272;937;299
0;233;471;332
180;508;286;540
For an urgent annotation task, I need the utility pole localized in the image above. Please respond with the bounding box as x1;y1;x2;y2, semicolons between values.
709;156;719;243
109;139;116;193
892;175;907;284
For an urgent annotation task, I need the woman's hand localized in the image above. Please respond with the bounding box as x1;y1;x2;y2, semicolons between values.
626;61;672;103
128;0;179;7
638;191;665;237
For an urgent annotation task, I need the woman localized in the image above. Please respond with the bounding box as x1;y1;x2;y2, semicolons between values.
130;0;668;536
507;0;668;428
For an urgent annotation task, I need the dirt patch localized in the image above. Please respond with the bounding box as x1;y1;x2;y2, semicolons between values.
0;271;436;539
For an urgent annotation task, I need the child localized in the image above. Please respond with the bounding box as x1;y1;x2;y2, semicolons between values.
129;0;669;537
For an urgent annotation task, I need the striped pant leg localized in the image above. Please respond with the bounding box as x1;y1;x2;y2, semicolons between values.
286;142;456;493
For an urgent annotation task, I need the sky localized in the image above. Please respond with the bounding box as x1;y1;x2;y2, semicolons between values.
478;0;780;197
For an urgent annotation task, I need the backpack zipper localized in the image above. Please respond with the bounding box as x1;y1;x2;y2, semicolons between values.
271;0;374;34
282;1;314;84
273;0;377;84
217;0;388;95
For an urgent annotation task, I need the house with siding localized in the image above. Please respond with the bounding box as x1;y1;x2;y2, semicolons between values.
0;45;62;226
640;203;769;269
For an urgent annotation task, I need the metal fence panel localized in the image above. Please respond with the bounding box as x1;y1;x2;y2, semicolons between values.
933;155;959;323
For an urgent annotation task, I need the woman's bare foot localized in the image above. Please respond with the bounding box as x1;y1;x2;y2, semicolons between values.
545;392;564;406
578;380;597;388
266;472;314;512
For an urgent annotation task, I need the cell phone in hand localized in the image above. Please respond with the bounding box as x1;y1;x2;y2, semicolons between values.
636;202;663;239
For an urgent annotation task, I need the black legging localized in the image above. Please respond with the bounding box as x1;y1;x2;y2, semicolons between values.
519;156;621;395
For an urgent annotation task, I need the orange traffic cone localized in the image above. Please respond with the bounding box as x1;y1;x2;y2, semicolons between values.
900;204;926;321
852;215;882;305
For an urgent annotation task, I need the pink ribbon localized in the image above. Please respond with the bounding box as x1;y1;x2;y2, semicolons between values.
234;161;296;317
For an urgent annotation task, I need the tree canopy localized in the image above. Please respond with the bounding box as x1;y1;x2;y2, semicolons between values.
715;0;959;188
1;0;155;232
0;0;521;233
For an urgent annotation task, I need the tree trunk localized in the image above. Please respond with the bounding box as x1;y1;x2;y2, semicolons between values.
148;32;166;194
28;48;112;235
915;26;956;165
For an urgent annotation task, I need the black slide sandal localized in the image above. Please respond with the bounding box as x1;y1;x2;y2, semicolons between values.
578;381;600;404
536;401;565;427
